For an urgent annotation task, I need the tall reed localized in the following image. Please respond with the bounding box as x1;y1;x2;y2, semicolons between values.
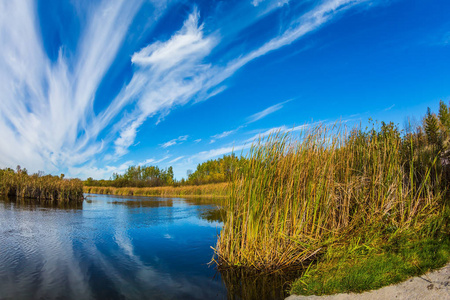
0;169;84;203
215;123;442;271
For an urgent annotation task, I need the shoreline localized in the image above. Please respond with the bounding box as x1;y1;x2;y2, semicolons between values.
83;182;229;199
86;192;226;199
286;262;450;300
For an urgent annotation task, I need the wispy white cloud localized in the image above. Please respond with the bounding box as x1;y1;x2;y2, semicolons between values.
212;130;236;140
244;126;289;143
70;153;172;179
244;124;309;143
252;0;265;7
69;160;134;180
211;125;245;140
246;100;291;124
207;99;289;144
109;8;216;155
199;0;366;99
168;156;185;164
252;0;290;12
191;144;250;161
384;104;395;111
0;0;370;178
137;155;171;167
161;135;189;148
0;0;147;172
110;0;366;158
154;155;171;164
138;158;155;166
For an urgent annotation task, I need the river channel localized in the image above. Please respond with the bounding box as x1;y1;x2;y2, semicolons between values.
0;194;296;300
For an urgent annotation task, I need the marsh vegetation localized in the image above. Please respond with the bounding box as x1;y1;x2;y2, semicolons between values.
214;101;450;295
0;167;83;203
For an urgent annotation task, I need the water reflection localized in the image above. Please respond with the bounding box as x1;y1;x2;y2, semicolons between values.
109;198;174;207
199;208;226;223
0;197;83;210
220;268;303;300
0;194;298;300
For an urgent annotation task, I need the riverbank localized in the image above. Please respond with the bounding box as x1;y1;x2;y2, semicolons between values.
83;182;229;198
288;230;450;296
287;262;450;300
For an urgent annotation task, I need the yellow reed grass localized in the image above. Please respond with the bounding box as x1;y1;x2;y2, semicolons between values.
214;123;442;271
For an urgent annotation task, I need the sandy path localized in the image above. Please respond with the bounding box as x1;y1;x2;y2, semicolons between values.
286;263;450;300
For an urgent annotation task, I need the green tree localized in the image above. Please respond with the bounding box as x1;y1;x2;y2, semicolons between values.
166;166;174;185
438;100;450;133
186;154;242;185
424;107;442;150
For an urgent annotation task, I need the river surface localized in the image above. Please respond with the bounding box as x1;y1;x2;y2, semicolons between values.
0;194;295;300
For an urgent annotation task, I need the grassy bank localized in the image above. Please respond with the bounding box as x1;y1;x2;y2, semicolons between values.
290;227;450;295
84;182;229;198
0;168;84;202
213;122;449;294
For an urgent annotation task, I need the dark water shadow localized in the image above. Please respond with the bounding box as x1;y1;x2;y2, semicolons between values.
0;195;83;210
199;207;226;223
218;267;304;300
108;198;175;208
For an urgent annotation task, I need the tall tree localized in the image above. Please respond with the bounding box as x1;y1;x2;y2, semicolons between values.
424;107;441;149
438;100;450;133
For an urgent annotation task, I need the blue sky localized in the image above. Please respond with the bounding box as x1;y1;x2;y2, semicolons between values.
0;0;449;180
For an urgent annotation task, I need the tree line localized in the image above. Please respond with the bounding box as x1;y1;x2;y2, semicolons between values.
83;154;244;187
84;165;175;187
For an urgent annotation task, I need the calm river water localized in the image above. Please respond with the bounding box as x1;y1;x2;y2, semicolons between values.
0;194;294;300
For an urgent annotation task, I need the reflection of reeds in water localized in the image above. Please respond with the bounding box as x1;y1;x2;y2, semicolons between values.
200;207;226;223
84;182;229;198
1;196;83;210
219;267;302;300
215;123;443;271
0;169;83;203
109;199;174;208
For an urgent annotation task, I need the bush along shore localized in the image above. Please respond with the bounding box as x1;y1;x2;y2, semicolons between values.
213;102;450;296
0;167;84;203
84;182;229;198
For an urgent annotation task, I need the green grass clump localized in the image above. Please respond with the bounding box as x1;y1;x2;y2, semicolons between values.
290;228;450;295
